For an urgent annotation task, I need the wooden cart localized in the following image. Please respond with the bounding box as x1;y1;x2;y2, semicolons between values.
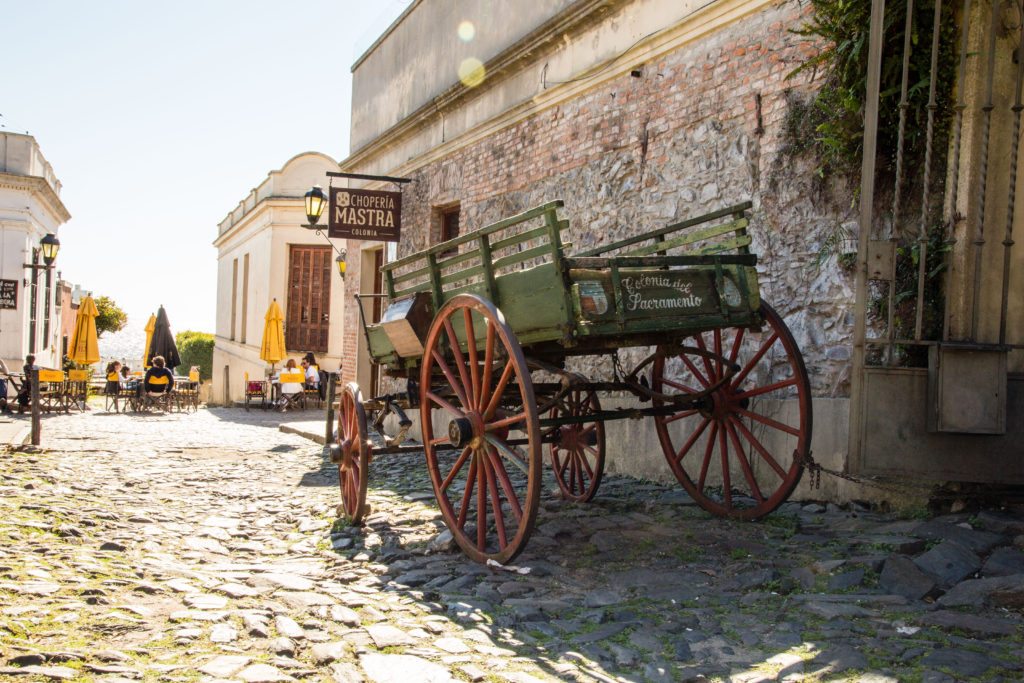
331;200;811;563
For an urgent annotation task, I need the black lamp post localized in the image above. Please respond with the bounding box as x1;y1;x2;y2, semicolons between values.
303;185;346;279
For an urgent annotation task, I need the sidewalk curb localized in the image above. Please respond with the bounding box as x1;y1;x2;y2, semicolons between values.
279;424;326;445
1;422;31;447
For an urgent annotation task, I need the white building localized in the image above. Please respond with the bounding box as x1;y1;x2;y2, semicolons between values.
212;152;347;404
0;133;71;370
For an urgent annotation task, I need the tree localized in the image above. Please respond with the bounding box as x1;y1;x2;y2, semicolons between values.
94;296;128;338
176;330;214;380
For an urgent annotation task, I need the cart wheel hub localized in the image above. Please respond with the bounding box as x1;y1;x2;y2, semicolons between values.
449;416;478;448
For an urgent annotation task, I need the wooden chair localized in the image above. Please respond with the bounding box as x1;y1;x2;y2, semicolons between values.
302;365;322;409
139;375;173;412
38;369;68;413
104;371;123;412
65;369;90;412
278;371;306;411
244;372;267;411
175;369;201;413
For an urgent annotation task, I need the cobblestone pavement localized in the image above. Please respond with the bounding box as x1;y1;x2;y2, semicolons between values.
1;408;1023;683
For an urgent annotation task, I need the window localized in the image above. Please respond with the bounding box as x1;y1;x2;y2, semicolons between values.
241;254;250;344
436;204;460;257
286;245;331;353
230;258;238;341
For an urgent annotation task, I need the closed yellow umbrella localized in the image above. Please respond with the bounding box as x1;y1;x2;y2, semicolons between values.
143;313;156;368
69;295;100;365
260;299;286;370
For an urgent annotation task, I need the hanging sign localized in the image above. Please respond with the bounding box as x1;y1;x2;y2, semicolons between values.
328;187;402;242
0;280;17;309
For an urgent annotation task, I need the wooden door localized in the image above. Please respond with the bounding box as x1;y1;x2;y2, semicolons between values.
287;245;331;352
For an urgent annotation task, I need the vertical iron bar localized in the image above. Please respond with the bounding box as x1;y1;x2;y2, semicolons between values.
850;0;887;467
998;9;1024;343
888;0;916;363
916;0;944;340
944;0;975;340
971;0;1002;339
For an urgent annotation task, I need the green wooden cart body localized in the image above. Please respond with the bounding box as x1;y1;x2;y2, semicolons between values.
365;200;761;367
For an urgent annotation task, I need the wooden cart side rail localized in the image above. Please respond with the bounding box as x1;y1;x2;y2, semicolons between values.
624;218;749;257
575;201;753;258
381;200;565;273
389;208;571;301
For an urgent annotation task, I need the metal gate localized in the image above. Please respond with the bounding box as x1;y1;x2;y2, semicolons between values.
850;0;1024;479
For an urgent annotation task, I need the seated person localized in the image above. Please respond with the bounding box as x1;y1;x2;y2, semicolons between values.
301;355;319;390
143;356;175;396
275;358;304;410
105;360;123;394
16;354;38;414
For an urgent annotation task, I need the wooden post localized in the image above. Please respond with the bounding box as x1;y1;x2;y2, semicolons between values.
324;371;338;445
30;367;40;446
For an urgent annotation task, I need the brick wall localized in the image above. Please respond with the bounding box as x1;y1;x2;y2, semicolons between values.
356;0;853;397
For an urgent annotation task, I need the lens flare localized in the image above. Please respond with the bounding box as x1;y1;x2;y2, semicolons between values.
457;20;475;42
458;58;486;88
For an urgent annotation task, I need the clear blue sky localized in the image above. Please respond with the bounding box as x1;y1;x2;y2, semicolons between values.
1;0;409;334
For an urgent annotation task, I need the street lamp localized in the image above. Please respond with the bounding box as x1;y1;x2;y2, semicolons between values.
40;234;60;266
305;185;327;226
336;249;347;279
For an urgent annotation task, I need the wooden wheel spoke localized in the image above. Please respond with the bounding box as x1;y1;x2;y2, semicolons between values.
734;377;798;400
484;435;530;476
456;458;478;528
694;334;717;382
697;420;718;490
441;446;474;492
736;407;801;437
476;453;487;551
730;416;788;479
479;323;495;412
725;418;764;503
482;362;517;421
675;417;712;464
719;422;732;509
713;329;723;378
665;409;699;425
487;412;527;432
482;454;508;549
728;327;746;364
426;390;466;419
463;309;481;409
680;354;711;388
432;350;471;409
731;331;779;390
577;449;595;479
429;435;450;446
487;448;523;522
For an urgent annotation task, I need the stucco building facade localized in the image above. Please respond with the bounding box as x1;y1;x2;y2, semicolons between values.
212;152;347;404
0;133;71;371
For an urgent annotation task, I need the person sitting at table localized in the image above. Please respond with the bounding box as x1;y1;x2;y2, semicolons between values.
143;356;175;396
16;354;38;414
105;361;122;390
275;358;304;411
0;358;11;416
301;353;319;389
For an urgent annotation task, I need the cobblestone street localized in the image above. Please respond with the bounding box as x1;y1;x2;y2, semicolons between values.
0;408;1022;682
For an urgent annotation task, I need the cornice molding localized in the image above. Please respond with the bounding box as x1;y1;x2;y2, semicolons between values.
213;195;304;248
0;172;71;223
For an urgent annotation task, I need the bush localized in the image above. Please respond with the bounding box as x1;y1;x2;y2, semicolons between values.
176;330;214;380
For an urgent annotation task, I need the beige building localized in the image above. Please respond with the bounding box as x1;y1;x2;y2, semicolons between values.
211;152;346;404
0;132;71;371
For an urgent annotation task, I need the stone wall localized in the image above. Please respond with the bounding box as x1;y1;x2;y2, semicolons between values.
378;0;854;397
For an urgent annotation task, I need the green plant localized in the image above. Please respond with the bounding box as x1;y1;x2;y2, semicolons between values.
175;330;214;380
787;0;957;188
94;296;128;338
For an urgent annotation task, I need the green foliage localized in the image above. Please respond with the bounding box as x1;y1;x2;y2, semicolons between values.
787;0;958;187
175;330;213;380
94;296;128;338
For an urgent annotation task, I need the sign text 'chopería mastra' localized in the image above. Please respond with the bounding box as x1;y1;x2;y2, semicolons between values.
329;188;402;242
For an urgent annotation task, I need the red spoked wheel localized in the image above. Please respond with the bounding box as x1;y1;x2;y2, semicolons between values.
420;294;542;564
336;382;370;524
652;302;811;519
548;389;605;502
